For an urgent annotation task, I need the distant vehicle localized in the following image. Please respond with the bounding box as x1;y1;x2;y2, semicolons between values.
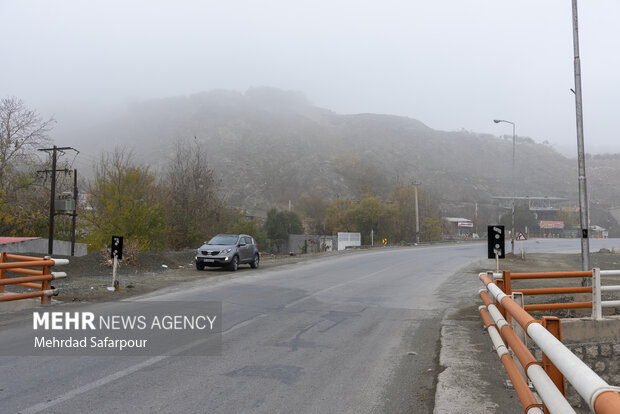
195;234;259;271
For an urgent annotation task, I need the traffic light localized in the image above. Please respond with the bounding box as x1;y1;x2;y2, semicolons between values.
111;236;124;260
487;225;505;259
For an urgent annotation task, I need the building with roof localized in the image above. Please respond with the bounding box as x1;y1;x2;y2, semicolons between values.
442;217;474;239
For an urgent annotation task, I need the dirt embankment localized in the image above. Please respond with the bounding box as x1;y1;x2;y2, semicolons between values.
40;249;347;303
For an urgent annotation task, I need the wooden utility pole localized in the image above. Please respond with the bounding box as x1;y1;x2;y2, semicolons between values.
37;146;77;255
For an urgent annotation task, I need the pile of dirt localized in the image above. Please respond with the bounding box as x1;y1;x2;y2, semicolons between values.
3;250;198;303
51;249;196;277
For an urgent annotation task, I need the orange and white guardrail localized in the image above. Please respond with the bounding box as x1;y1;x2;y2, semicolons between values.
489;268;620;321
479;271;620;414
594;269;620;320
0;252;69;304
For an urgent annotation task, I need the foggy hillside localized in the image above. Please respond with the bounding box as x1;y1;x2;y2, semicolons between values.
65;87;620;218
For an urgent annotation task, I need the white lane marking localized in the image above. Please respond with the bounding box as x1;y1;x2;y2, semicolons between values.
284;258;417;309
17;312;268;414
18;355;167;414
17;245;462;413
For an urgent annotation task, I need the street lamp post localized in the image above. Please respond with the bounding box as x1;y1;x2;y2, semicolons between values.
494;119;516;255
571;0;591;281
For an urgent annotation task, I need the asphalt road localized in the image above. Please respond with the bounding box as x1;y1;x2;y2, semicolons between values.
1;238;619;414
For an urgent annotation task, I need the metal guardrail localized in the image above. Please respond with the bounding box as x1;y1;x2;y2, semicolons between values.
594;269;620;319
479;271;620;414
0;252;68;304
495;268;620;319
502;270;593;312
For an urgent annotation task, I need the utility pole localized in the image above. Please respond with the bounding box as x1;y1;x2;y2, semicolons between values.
37;146;77;255
412;181;421;244
571;0;591;283
71;169;78;256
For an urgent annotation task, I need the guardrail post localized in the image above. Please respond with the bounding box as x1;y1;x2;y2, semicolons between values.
41;260;52;305
511;291;528;381
0;252;6;293
541;316;566;405
591;268;603;320
511;292;527;345
503;271;513;324
495;278;507;319
503;270;512;295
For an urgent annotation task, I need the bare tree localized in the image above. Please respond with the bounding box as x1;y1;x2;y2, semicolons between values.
163;137;224;248
0;97;55;191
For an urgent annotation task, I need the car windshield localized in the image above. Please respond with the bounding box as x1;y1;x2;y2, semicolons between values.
207;235;239;245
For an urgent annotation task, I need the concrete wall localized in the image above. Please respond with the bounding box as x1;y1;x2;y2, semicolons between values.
337;232;361;250
529;317;620;413
0;238;88;257
561;316;620;344
286;235;338;254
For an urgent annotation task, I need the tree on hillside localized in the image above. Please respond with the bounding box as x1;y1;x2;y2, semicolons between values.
324;197;356;233
324;195;397;244
0;98;54;236
163;138;227;249
0;168;48;237
420;216;442;241
499;204;539;235
0;97;54;192
264;208;304;251
388;184;418;242
334;153;391;197
353;194;399;244
388;184;442;242
83;149;166;251
295;193;328;234
324;189;442;244
230;217;267;248
557;208;579;229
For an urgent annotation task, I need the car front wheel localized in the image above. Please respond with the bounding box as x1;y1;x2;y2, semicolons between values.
196;262;205;271
228;255;239;271
250;254;259;269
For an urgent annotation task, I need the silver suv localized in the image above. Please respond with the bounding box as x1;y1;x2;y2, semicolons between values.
195;234;260;271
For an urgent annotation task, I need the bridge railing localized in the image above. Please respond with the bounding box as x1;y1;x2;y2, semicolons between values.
479;272;620;414
494;268;620;320
0;252;68;304
593;269;620;319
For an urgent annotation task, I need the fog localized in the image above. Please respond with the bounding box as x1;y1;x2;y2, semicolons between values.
2;1;619;157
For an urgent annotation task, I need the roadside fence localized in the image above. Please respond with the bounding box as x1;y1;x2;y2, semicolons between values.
486;269;620;320
478;270;620;414
0;252;69;304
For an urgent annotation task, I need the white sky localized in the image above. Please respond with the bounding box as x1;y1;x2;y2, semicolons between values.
1;0;619;156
